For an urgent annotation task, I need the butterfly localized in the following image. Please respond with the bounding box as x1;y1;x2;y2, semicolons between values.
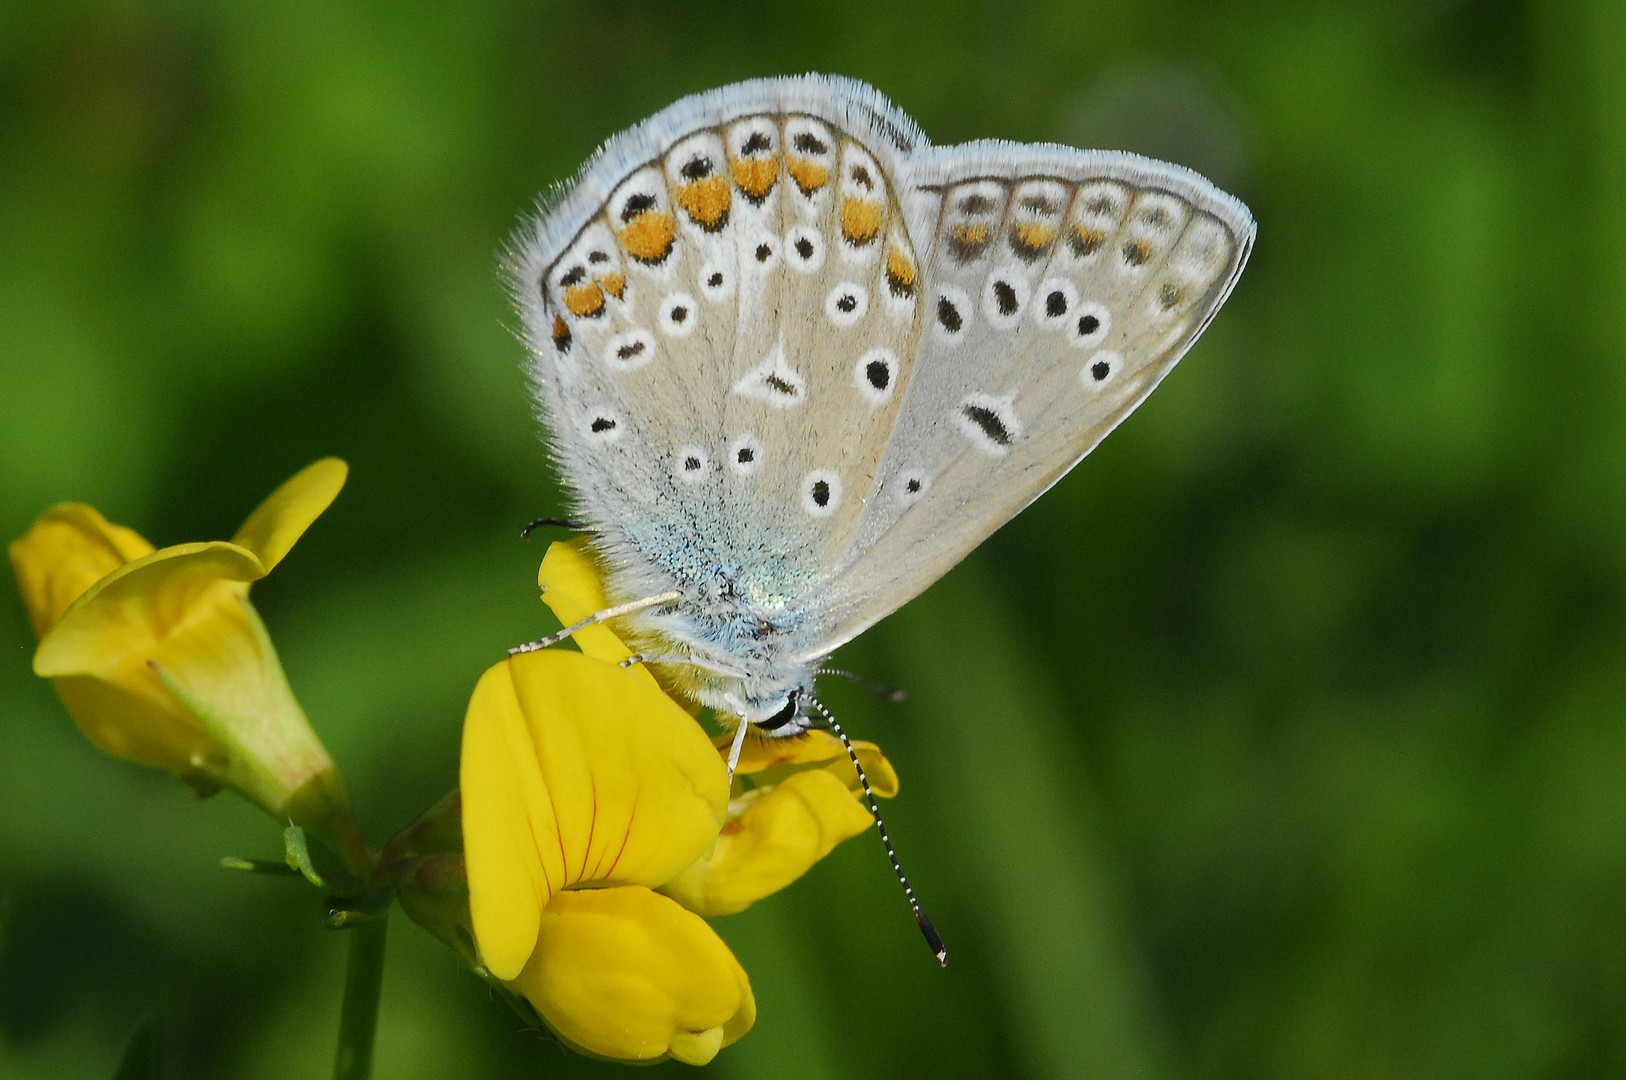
508;73;1253;747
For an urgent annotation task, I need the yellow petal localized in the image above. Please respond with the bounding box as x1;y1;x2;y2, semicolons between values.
536;538;629;663
510;886;754;1065
230;458;347;573
460;661;551;980
461;650;728;980
662;768;874;916
726;730;899;798
10;504;154;638
35;542;265;679
32;541;335;811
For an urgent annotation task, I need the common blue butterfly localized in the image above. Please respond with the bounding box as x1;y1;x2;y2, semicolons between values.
506;79;1252;957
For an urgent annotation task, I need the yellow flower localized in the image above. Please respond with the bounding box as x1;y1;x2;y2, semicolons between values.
455;538;901;1065
10;459;356;848
661;728;897;917
459;648;751;1065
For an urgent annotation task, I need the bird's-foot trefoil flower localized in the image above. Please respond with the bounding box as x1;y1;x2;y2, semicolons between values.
452;538;902;1065
10;458;361;863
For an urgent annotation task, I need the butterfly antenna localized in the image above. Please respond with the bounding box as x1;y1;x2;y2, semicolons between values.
520;516;593;540
806;696;947;967
815;668;908;702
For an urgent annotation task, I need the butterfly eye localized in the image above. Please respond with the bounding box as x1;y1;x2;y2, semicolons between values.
758;696;800;731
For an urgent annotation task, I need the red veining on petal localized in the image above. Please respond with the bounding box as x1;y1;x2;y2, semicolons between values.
580;775;598;882
604;783;640;880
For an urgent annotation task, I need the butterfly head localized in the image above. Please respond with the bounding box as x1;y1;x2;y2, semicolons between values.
754;691;812;737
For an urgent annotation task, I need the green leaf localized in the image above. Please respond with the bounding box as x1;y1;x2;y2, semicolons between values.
113;1012;161;1080
284;826;365;896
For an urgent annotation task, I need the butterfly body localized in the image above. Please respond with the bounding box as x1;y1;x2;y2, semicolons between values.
509;76;1254;733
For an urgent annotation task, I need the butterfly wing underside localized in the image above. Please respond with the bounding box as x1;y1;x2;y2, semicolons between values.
511;77;1253;680
512;81;932;621
797;147;1254;659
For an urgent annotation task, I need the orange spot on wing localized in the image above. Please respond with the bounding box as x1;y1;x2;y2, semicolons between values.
597;272;625;299
1069;223;1106;257
947;222;991;261
675;176;732;229
619;211;675;264
563;282;605;317
1013;221;1056;251
552;315;570;340
786;157;829;195
729;156;777;200
840;197;883;246
885;246;917;297
952;223;989;245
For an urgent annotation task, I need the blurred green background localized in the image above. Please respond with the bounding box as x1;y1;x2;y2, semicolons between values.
4;0;1625;1076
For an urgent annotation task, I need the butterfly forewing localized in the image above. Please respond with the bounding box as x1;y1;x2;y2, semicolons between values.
801;154;1253;658
525;98;927;629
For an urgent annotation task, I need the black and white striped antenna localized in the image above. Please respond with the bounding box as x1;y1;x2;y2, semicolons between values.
806;696;947;967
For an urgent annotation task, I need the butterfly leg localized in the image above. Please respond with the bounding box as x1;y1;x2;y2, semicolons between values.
507;590;684;656
724;712;751;786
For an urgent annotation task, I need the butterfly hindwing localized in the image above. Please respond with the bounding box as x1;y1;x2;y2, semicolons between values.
800;149;1254;657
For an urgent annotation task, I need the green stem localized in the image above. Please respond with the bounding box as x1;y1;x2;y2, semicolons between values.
332;913;388;1080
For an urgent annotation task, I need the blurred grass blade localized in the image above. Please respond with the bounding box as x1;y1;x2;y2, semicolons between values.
113;1012;161;1080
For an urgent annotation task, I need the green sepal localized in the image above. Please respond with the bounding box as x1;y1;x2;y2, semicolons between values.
284;825;365;896
326;886;394;929
220;855;300;877
112;1012;161;1080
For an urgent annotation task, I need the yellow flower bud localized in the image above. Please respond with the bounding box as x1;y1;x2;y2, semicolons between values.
10;459;355;848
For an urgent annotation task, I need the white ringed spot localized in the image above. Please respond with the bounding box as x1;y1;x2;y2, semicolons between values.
801;469;842;517
1068;301;1112;349
727;433;763;476
603;328;656;371
784;225;825;273
825;282;869;327
658;292;698;337
854;347;897;405
675;445;711;483
1082;350;1122;387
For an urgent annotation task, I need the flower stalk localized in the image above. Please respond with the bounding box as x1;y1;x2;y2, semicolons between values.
332;913;389;1080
